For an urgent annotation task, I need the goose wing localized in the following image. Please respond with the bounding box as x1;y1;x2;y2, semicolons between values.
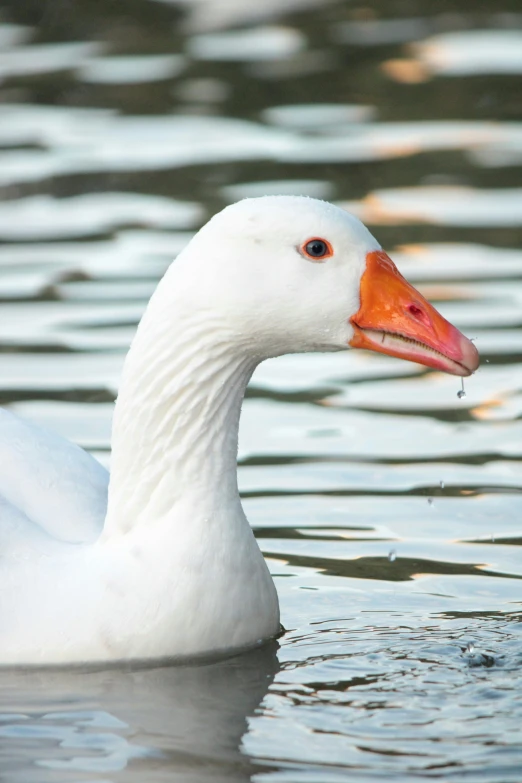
0;408;108;545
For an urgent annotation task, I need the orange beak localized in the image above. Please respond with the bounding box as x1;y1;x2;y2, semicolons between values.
349;250;479;377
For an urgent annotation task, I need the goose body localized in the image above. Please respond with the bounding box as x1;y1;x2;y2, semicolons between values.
0;197;478;666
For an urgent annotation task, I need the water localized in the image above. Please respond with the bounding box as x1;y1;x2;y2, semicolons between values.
0;0;521;780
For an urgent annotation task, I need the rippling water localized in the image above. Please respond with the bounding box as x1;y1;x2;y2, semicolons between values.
0;0;521;780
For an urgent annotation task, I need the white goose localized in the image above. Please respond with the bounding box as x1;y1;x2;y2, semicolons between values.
0;196;478;666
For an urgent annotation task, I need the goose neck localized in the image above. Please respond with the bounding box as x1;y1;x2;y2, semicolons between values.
103;315;257;538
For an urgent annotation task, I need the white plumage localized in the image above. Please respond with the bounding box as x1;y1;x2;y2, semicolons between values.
0;196;476;666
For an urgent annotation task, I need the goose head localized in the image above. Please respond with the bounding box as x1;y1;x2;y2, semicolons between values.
173;195;478;376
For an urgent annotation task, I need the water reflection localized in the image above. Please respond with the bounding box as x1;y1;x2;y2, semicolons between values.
0;644;279;782
413;30;522;77
0;41;103;80
188;26;305;61
79;54;186;85
0;193;202;240
344;186;522;227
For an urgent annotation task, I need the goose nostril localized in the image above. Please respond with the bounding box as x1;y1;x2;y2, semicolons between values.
408;304;423;319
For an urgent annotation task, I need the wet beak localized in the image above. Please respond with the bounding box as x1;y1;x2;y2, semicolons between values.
349;250;479;377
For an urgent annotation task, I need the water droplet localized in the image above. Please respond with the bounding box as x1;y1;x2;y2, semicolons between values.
466;641;475;655
457;379;466;399
440;480;445;489
388;549;396;562
427;497;433;506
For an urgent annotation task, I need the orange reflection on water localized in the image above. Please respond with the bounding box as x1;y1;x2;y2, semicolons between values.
381;58;429;83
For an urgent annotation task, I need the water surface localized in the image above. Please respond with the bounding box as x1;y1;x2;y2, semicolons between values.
0;0;521;780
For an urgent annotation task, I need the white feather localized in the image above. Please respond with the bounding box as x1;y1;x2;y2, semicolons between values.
0;196;379;666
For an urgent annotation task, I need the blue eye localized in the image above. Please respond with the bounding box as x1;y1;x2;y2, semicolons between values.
302;238;333;260
306;240;327;257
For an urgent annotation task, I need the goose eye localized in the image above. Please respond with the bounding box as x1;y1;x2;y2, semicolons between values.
301;238;333;261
